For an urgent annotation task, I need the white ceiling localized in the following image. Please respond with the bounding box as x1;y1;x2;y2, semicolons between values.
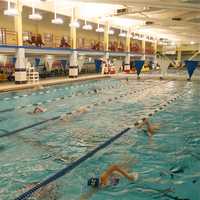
3;0;200;44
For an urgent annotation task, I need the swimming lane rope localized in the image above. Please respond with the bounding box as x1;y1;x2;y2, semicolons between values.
0;82;158;138
15;128;131;200
0;79;112;102
0;81;122;114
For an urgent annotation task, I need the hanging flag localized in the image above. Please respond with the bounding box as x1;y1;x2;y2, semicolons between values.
185;60;198;80
135;60;144;76
95;59;102;73
12;57;17;65
35;58;41;66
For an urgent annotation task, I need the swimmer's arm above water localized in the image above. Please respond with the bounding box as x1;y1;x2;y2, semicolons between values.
100;165;136;186
135;118;159;136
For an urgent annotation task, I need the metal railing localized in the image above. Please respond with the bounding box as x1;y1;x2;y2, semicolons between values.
0;28;17;46
22;32;72;48
0;29;155;54
77;38;104;51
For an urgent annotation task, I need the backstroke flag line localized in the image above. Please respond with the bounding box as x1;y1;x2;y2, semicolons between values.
185;60;198;80
135;60;145;77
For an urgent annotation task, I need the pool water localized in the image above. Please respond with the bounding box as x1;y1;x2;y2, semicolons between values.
0;78;199;200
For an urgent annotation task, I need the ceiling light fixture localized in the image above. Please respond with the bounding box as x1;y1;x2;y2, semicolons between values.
96;23;104;33
4;0;18;16
51;17;64;24
29;4;42;21
51;0;63;24
119;32;126;37
82;19;93;30
69;20;80;28
119;28;126;37
69;7;80;28
109;29;115;35
52;18;63;24
29;12;42;20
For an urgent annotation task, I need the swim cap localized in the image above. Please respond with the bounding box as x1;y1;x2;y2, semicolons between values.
87;178;100;188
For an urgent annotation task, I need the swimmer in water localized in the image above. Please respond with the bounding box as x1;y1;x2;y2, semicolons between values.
137;118;160;137
80;164;138;200
33;106;46;114
88;165;138;187
60;107;88;122
59;112;73;122
76;107;88;114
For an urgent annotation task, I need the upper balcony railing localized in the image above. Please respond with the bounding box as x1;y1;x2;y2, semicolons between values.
108;40;126;52
22;32;71;49
0;28;17;46
145;48;155;55
77;38;104;51
0;29;155;55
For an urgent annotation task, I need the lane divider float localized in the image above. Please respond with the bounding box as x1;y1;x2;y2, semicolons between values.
0;82;123;114
0;79;114;102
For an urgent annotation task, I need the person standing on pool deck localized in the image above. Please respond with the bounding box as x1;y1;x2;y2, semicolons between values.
80;164;138;200
137;118;160;137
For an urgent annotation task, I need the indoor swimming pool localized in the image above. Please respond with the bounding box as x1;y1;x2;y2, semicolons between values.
0;78;199;200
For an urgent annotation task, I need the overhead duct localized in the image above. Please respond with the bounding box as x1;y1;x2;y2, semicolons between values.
145;21;154;25
116;8;128;15
172;17;182;21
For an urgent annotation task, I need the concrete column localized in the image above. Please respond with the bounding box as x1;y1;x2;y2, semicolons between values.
123;53;131;72
123;29;131;72
104;52;109;60
126;28;131;52
70;7;77;49
70;51;78;66
69;51;78;78
177;45;182;63
142;39;146;60
15;48;27;84
69;7;78;78
154;40;158;54
14;0;27;84
103;24;109;74
125;53;131;65
102;52;109;75
154;40;158;67
14;0;23;46
104;22;109;51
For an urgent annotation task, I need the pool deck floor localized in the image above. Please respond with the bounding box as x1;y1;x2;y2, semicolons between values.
0;74;110;93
